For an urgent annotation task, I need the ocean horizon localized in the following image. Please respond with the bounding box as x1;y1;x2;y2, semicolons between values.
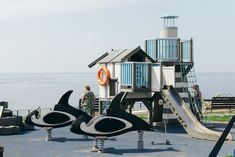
0;72;234;110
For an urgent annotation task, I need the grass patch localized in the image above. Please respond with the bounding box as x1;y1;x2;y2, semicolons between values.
135;113;148;120
206;115;231;122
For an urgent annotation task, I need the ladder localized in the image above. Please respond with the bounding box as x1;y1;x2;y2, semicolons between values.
179;64;201;120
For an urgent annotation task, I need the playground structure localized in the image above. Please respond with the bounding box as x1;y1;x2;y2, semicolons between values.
23;14;233;154
89;14;232;141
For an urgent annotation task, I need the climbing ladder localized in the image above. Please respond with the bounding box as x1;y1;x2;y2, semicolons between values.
179;63;201;120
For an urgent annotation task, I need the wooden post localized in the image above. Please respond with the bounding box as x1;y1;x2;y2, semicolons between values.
142;100;153;126
132;63;136;91
149;103;153;126
0;145;4;157
153;97;164;122
155;39;158;61
178;39;182;62
190;38;193;62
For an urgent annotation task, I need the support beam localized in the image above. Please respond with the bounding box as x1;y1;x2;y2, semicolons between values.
142;100;153;126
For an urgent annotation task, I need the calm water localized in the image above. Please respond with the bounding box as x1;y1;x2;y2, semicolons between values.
0;72;234;110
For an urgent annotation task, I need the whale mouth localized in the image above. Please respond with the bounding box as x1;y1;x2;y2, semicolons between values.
43;112;70;124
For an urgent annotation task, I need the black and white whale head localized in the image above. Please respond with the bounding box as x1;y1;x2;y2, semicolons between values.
54;90;92;121
70;92;153;137
25;109;76;128
25;107;40;126
25;90;92;128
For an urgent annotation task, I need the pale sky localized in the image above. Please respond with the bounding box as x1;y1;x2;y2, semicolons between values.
0;0;234;73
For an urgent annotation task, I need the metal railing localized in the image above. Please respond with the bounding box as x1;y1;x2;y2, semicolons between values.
12;106;79;117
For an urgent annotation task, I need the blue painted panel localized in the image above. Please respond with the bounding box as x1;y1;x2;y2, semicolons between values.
146;40;155;60
135;63;149;87
157;39;178;61
182;40;191;62
120;63;132;86
121;63;150;88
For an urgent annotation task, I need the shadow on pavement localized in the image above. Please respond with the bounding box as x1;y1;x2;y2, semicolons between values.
102;147;180;155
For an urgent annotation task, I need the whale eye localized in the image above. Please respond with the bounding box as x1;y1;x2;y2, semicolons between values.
95;118;126;132
43;112;70;124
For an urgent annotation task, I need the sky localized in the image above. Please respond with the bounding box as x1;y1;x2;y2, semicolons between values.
0;0;234;73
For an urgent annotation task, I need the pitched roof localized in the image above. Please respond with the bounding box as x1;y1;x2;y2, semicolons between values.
98;46;154;64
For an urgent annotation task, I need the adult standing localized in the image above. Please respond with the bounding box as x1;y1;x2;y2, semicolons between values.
81;85;95;116
193;85;202;115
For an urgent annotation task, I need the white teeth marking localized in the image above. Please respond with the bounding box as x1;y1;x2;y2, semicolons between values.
80;116;132;135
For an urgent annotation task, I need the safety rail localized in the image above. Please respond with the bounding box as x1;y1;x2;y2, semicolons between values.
145;38;193;62
12;106;82;117
181;40;193;62
120;62;151;92
12;108;54;117
120;63;133;86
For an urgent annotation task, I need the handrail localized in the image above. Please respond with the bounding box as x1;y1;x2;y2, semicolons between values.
209;115;235;157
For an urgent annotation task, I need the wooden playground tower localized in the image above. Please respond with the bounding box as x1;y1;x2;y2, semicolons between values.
89;14;198;125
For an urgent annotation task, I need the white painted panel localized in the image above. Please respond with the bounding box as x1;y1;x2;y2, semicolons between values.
99;86;106;98
115;63;121;93
98;64;110;99
162;66;175;87
175;72;182;78
175;82;188;88
115;63;121;79
0;106;3;118
107;63;114;78
178;92;189;98
151;66;160;92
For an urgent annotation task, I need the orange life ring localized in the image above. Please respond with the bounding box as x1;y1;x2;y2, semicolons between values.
96;67;110;86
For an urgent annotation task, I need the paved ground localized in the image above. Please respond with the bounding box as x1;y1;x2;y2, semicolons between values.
0;123;234;157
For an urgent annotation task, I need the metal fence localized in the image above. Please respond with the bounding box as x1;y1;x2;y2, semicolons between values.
12;106;80;117
11;103;146;117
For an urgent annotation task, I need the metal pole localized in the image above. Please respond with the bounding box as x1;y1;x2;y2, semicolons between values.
45;128;53;141
137;130;144;150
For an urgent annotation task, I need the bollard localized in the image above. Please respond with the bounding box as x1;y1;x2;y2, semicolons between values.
0;145;4;157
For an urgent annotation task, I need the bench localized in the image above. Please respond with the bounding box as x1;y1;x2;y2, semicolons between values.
210;97;235;111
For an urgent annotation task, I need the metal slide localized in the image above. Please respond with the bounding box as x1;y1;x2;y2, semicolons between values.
162;86;232;141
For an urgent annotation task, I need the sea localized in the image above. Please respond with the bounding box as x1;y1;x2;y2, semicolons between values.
0;72;234;110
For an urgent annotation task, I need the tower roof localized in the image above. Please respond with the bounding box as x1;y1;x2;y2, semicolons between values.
160;14;178;19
